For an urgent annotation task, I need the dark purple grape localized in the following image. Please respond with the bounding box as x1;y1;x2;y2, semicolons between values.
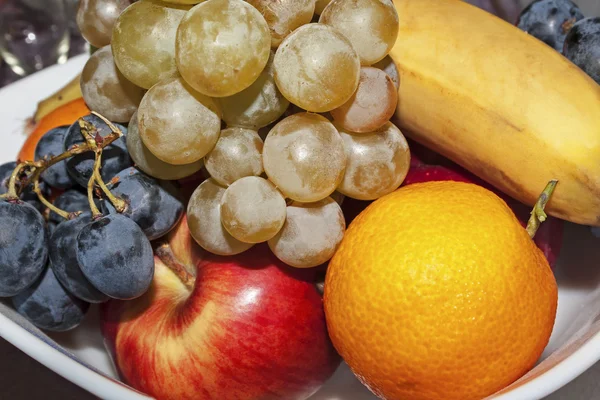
0;200;48;297
0;161;48;213
48;189;100;225
564;17;600;84
47;221;57;236
76;213;154;300
34;126;76;189
0;162;16;192
63;114;132;187
517;0;584;52
102;167;184;240
49;212;109;303
12;265;89;332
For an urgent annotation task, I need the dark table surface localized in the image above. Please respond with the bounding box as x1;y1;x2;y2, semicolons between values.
0;338;96;399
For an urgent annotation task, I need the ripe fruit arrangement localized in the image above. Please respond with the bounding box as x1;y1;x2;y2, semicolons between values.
2;0;598;399
1;0;403;398
74;0;409;269
1;0;406;329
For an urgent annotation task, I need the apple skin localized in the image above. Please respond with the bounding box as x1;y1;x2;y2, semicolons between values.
101;216;341;400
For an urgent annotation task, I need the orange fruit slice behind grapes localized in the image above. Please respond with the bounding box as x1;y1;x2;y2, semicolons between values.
19;97;90;162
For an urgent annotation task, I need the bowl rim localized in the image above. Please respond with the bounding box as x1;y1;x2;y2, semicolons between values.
2;294;600;400
0;311;152;400
1;54;599;400
493;331;600;399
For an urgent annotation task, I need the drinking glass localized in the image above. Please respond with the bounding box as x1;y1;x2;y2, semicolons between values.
0;0;70;76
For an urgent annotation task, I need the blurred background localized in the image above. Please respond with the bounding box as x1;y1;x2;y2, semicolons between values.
0;0;87;86
1;0;599;89
468;0;600;22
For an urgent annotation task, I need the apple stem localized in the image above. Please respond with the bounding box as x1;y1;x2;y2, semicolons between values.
526;180;558;239
155;243;196;289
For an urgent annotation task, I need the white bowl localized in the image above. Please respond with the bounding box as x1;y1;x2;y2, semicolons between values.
1;55;600;400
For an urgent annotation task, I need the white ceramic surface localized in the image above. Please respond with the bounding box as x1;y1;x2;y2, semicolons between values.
1;55;600;400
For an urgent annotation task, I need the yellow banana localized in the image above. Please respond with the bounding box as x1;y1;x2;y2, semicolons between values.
389;0;600;226
33;73;82;123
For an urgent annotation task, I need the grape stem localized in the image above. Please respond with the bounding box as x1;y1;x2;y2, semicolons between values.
5;161;35;198
526;180;558;239
88;152;103;219
2;113;125;220
92;112;123;139
80;117;128;213
31;167;73;220
94;169;127;213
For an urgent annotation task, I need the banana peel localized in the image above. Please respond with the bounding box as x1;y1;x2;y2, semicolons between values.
389;0;600;226
32;73;82;124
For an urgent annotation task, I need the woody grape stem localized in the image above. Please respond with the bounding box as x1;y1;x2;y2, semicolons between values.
80;117;127;213
0;114;125;220
87;152;103;219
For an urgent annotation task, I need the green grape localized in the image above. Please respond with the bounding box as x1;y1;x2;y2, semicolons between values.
163;0;203;3
262;113;346;202
373;55;399;90
246;0;316;48
80;46;144;123
273;23;360;112
176;0;271;97
220;176;287;243
315;0;332;14
76;0;131;48
138;75;222;165
337;122;410;200
126;111;204;180
319;0;399;66
112;0;188;89
187;178;254;256
219;52;289;129
268;197;345;268
331;66;397;133
204;127;263;187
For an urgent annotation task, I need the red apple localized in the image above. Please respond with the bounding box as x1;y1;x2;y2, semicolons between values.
101;216;341;400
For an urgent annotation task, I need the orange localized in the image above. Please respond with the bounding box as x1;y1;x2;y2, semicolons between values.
324;181;558;400
18;97;89;162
